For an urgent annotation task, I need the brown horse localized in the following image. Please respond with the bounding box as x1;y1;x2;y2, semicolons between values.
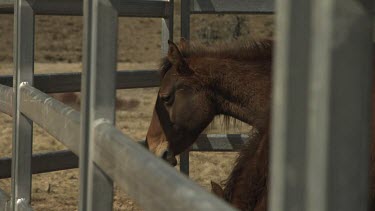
145;38;272;209
146;38;375;210
146;38;272;165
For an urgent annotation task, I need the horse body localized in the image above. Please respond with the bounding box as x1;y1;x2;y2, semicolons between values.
145;39;375;210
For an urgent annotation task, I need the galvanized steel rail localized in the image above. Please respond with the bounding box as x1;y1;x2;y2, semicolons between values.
0;150;78;179
0;0;170;17
0;70;161;93
190;0;274;14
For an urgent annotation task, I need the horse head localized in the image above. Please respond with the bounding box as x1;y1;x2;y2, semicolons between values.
146;38;216;165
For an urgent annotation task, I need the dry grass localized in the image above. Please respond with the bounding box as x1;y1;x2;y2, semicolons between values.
0;9;274;210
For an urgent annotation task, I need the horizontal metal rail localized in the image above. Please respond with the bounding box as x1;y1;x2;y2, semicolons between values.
18;84;235;210
190;0;274;14
20;84;80;154
0;70;161;93
191;134;249;151
0;150;78;179
0;0;170;17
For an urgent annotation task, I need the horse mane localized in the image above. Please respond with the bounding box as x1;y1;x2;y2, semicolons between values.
160;39;273;77
180;39;273;62
160;39;272;133
222;130;269;210
222;132;259;200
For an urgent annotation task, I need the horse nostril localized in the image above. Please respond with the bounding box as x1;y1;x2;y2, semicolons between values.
162;150;177;166
139;139;148;148
161;150;169;160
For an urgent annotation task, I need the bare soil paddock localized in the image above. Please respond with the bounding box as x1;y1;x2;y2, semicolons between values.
0;8;273;210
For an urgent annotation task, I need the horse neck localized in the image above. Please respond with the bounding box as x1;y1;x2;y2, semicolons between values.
192;57;272;132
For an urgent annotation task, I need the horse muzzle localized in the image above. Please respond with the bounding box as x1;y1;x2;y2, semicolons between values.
138;139;147;148
161;149;178;166
144;137;178;166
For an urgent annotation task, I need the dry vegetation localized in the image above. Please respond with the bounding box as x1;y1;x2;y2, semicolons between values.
0;3;273;210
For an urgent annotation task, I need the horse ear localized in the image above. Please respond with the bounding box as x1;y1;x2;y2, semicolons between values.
168;40;193;76
179;37;190;52
211;181;224;198
168;40;183;65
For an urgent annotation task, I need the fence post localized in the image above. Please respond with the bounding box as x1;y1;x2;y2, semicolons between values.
270;0;311;210
11;0;34;210
178;0;191;176
161;0;174;55
306;1;373;211
79;0;118;210
180;0;190;39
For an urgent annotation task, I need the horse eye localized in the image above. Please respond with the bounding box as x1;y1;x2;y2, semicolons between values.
161;94;173;104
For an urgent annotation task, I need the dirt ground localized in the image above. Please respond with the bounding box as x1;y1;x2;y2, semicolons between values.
0;4;274;210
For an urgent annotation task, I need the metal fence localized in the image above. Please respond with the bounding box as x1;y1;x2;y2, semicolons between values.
0;0;373;210
0;0;270;210
0;0;260;178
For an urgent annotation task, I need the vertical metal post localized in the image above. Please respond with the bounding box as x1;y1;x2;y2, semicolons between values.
179;150;190;175
306;1;373;211
11;0;34;210
178;0;190;176
161;0;191;176
80;0;117;210
270;0;311;210
161;0;174;55
180;0;190;39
